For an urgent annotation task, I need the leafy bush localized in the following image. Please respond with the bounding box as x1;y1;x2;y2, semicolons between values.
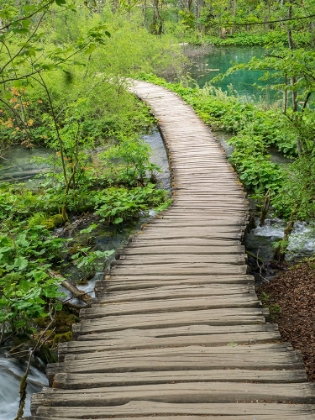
0;225;65;331
93;184;168;225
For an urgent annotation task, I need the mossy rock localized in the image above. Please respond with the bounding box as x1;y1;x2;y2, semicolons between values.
42;214;65;229
28;213;65;229
52;331;72;347
37;344;57;364
53;311;79;333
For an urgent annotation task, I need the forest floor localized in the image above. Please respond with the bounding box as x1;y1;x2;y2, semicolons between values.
257;258;315;381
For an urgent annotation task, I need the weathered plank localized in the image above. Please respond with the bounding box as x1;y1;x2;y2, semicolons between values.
31;401;315;418
115;254;246;264
96;283;255;302
74;322;279;341
47;347;304;382
31;382;315;410
127;238;245;246
52;368;307;389
57;331;280;360
98;275;254;294
73;307;266;336
110;263;249;276
80;295;261;318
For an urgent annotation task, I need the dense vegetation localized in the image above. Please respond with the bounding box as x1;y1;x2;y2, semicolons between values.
0;0;180;338
1;0;315;347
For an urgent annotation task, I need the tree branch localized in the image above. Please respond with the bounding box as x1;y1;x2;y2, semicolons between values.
0;1;55;32
219;13;315;28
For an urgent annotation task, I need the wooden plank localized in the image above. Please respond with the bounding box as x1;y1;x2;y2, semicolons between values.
130;231;242;240
81;296;261;318
74;323;279;341
62;342;299;360
139;225;243;231
46;346;305;380
57;331;281;360
73;308;266;336
52;369;307;389
30;402;315;419
31;382;315;409
100;276;254;293
114;254;246;264
144;221;245;227
128;238;244;246
96;284;255;302
110;263;248;276
119;245;245;255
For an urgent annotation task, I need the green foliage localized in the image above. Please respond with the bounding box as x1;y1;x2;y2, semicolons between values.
93;184;168;225
205;33;272;47
203;31;314;48
259;290;281;320
99;137;160;187
71;248;114;273
228;134;284;193
273;156;315;220
0;225;65;331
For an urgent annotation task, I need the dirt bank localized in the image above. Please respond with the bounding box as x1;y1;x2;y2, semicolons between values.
257;258;315;381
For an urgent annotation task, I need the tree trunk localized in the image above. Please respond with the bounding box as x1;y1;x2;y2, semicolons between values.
273;209;296;262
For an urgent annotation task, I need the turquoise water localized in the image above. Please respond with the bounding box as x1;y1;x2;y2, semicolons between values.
189;46;281;103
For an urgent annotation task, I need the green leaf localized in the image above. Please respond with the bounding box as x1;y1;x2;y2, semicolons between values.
19;279;31;292
14;256;28;271
55;0;67;5
32;270;48;282
113;217;123;224
85;43;96;55
79;224;98;234
16;233;29;248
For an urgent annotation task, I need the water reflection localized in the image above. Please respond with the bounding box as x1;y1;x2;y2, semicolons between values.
0;147;51;184
189;46;281;103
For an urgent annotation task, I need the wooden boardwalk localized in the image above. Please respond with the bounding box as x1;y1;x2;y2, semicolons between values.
26;81;315;419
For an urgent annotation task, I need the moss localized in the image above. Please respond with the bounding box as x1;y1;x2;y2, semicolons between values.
42;214;65;229
53;311;79;333
37;344;58;363
52;331;72;347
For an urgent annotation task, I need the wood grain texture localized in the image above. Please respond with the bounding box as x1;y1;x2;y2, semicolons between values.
26;80;315;419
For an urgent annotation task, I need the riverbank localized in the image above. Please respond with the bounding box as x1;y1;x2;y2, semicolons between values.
257;259;315;381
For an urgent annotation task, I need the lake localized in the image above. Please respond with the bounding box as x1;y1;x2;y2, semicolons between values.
188;45;281;103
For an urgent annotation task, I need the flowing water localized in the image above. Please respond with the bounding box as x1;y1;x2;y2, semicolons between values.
0;347;48;419
245;219;315;263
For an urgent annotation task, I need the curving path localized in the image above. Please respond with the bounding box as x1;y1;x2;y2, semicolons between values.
26;81;315;419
